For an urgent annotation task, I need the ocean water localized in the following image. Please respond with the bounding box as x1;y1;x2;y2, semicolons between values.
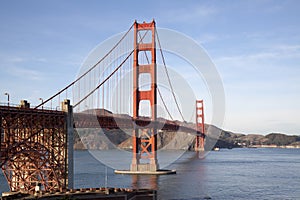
1;148;300;199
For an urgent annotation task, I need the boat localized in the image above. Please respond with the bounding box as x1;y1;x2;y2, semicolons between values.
213;147;220;151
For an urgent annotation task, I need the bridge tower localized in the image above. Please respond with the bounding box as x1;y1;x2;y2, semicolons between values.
195;100;205;151
130;20;158;172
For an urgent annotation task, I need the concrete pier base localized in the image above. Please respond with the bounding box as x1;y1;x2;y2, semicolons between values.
195;147;205;152
115;169;176;175
119;160;175;175
130;163;158;172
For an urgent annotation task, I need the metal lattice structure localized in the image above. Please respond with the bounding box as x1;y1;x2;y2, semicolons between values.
195;100;205;151
131;20;159;172
0;100;73;193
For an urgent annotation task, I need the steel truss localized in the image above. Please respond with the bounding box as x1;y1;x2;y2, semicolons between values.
131;20;158;172
0;106;68;193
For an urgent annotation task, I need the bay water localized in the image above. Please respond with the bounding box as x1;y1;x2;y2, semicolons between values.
1;148;299;199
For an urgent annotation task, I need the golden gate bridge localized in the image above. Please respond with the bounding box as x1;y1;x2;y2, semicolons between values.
0;20;205;193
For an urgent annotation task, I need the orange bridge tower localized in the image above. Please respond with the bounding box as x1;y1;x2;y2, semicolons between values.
195;100;205;151
130;20;158;172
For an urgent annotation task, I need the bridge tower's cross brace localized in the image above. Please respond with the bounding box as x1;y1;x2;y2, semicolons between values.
196;100;205;151
131;20;158;172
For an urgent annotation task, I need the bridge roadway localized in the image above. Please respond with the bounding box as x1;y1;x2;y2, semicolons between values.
74;109;200;134
0;106;202;165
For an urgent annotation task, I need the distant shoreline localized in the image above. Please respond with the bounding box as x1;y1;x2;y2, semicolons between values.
73;145;300;151
247;145;300;149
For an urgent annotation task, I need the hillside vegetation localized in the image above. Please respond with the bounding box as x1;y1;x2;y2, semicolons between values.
73;124;300;150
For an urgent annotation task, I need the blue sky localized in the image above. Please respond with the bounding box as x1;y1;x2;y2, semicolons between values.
0;0;299;135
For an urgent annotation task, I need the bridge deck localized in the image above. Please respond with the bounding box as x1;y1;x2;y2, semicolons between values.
74;112;202;135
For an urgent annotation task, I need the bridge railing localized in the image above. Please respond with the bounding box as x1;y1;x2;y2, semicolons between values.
0;102;63;111
0;102;19;107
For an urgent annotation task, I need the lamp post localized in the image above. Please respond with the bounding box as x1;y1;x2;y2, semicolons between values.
4;92;9;107
39;98;44;109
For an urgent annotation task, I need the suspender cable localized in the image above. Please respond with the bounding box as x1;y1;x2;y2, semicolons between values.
35;23;134;109
156;29;185;122
74;50;134;108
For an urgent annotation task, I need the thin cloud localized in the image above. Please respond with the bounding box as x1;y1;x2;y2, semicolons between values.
0;54;48;64
215;43;300;69
8;57;26;63
196;34;219;44
162;4;218;24
0;54;47;81
9;66;44;81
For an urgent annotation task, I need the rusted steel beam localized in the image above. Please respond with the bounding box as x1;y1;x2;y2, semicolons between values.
0;105;68;193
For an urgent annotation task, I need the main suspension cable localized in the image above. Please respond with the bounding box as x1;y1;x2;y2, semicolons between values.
138;30;174;120
73;50;134;108
156;29;185;121
34;23;134;109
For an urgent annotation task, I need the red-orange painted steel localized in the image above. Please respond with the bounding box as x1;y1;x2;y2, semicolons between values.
0;106;68;193
131;20;158;171
196;100;205;150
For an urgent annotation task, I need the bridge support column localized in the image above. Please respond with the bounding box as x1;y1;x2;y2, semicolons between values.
115;20;175;175
131;20;158;172
195;100;205;151
0;104;70;193
61;99;74;189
